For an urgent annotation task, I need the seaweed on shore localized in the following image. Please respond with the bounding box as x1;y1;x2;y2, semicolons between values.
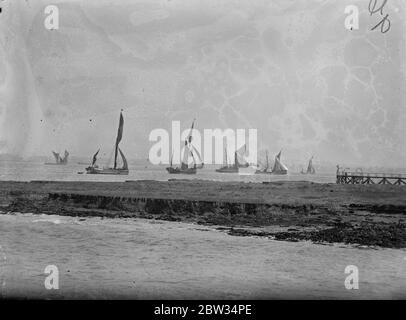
273;222;406;248
3;190;406;248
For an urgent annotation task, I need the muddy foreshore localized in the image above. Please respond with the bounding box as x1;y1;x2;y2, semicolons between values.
1;180;406;248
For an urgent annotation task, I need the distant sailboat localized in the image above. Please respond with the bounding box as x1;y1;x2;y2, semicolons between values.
166;119;204;174
271;149;288;175
166;142;197;174
301;156;315;174
216;144;249;173
85;111;129;175
45;150;69;165
216;144;238;173
255;150;272;174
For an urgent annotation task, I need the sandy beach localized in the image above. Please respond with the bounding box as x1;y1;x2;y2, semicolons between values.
1;180;405;248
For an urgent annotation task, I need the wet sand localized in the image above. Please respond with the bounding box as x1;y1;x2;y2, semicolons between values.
1;180;406;248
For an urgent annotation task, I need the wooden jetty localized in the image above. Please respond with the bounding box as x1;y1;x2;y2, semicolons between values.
337;171;406;185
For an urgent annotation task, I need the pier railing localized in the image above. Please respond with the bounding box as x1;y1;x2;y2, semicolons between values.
336;171;406;185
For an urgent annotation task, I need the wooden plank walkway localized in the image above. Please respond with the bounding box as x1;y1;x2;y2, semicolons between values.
336;172;406;185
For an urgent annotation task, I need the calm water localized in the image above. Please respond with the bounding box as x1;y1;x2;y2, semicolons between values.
1;161;404;299
0;160;336;183
0;213;405;299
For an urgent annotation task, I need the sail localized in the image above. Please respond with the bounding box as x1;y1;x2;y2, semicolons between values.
184;119;204;169
235;144;248;167
168;119;203;171
234;150;239;167
272;150;288;173
190;144;204;168
275;150;282;161
181;140;190;170
91;149;100;166
114;112;124;169
190;149;196;167
52;151;61;164
306;156;315;174
118;148;128;170
61;150;69;164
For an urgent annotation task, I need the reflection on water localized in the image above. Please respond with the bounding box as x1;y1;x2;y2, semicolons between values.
0;213;405;299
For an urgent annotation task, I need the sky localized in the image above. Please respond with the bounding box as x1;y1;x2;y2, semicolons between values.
0;0;405;167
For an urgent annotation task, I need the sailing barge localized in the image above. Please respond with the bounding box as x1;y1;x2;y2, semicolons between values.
271;150;288;175
301;156;315;175
216;144;249;173
86;111;129;175
215;148;238;173
45;150;69;165
255;150;271;174
166;119;204;174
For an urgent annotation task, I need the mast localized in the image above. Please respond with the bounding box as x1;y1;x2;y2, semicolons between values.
265;151;269;170
224;146;228;166
187;119;195;144
114;111;124;170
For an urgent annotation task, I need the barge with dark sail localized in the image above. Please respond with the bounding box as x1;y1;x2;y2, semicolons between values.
85;111;129;175
45;150;69;165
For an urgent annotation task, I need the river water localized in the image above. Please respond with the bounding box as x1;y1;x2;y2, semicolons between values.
0;160;336;183
0;213;405;299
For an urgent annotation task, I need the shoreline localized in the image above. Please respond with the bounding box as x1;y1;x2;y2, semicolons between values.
1;179;406;248
2;212;405;299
